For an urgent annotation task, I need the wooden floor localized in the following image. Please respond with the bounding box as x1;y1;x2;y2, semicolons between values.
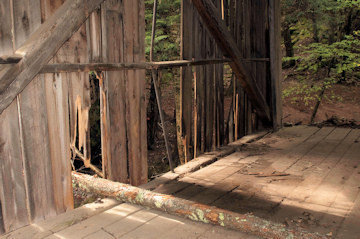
151;126;360;238
2;126;359;238
1;199;257;239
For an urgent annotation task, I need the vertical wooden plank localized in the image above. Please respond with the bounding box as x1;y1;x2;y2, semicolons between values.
12;0;41;48
194;12;204;157
101;0;148;185
100;0;128;182
19;75;57;221
204;34;214;151
137;0;148;185
12;0;58;222
40;0;74;214
125;0;147;185
180;0;193;162
269;0;282;130
0;0;30;233
0;102;29;233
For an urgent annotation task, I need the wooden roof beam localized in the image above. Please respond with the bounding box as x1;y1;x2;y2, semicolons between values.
0;0;105;114
191;0;271;125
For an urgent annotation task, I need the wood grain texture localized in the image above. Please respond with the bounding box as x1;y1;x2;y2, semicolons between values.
101;0;129;182
0;0;106;114
125;0;148;185
41;0;74;214
0;101;29;232
0;0;29;233
101;0;147;185
13;0;58;222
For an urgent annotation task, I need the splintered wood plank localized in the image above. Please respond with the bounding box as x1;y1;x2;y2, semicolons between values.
101;0;129;182
0;1;29;233
180;0;193;162
41;0;74;214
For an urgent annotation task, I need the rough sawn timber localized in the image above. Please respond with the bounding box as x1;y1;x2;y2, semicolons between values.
72;172;326;239
191;0;271;125
0;0;106;114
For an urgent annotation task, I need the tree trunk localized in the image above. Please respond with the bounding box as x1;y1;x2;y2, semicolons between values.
311;9;319;43
72;172;326;239
282;23;293;58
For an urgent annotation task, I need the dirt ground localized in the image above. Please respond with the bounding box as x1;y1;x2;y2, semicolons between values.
282;79;360;126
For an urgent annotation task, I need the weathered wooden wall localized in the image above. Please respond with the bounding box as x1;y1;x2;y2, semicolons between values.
180;0;282;159
0;0;146;234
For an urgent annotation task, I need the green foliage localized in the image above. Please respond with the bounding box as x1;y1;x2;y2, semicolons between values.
145;0;181;62
296;34;360;83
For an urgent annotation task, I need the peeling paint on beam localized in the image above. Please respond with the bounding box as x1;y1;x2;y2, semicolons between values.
72;172;327;239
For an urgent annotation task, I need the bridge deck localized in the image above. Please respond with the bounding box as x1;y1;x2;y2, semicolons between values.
2;126;359;238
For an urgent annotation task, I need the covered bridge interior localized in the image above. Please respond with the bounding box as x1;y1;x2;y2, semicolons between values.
0;0;359;238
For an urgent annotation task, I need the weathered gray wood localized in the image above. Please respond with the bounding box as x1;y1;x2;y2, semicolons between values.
0;1;30;233
191;0;271;125
0;101;29;232
41;0;74;214
0;0;106;114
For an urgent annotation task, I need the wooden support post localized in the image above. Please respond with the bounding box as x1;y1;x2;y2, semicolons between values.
269;0;282;130
180;0;194;163
72;172;327;239
0;0;106;114
152;70;175;172
191;0;271;126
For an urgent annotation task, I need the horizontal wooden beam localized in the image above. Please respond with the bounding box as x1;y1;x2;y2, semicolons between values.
39;59;233;73
191;0;271;125
0;0;106;114
39;58;269;73
0;54;22;64
72;172;327;239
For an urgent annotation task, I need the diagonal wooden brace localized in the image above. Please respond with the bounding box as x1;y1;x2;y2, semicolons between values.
191;0;271;125
0;0;106;114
